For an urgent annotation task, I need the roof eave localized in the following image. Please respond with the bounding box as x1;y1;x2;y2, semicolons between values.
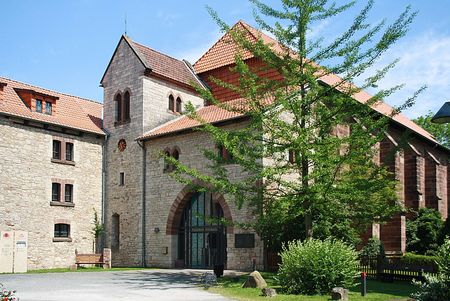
137;114;248;142
0;111;105;136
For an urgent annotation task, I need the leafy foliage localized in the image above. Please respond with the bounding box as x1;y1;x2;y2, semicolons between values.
411;238;450;301
360;238;385;257
0;284;18;301
400;253;438;267
277;239;359;295
406;208;444;255
169;0;420;251
414;112;450;148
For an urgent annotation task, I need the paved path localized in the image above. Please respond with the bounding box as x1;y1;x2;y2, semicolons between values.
0;269;236;301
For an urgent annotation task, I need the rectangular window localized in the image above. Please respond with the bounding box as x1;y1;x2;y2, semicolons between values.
54;224;70;238
53;140;61;160
65;184;73;202
119;172;125;186
45;102;52;115
52;183;61;202
218;144;233;163
36;99;43;113
66;142;74;161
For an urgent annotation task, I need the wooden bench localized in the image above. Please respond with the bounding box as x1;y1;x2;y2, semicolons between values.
75;253;105;267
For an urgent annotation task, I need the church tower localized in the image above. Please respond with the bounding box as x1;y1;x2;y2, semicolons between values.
100;35;205;266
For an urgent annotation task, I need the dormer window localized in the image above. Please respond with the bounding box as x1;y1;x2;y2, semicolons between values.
45;102;52;115
36;99;43;113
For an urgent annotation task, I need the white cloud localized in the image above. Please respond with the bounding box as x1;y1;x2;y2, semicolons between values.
363;31;450;119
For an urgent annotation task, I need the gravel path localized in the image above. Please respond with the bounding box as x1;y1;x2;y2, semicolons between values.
0;269;235;301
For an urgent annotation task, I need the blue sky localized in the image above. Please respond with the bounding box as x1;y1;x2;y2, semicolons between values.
1;0;450;118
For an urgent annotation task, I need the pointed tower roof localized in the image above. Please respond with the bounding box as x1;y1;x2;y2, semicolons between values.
101;35;205;89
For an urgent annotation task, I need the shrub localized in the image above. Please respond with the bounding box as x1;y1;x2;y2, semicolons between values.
401;253;438;267
411;238;450;301
360;238;385;257
436;238;450;282
277;238;359;295
411;274;450;301
407;208;444;255
0;283;18;301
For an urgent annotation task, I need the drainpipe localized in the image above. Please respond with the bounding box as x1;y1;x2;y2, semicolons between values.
101;128;110;252
137;139;147;267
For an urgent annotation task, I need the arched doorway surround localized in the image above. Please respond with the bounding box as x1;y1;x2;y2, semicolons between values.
166;181;233;268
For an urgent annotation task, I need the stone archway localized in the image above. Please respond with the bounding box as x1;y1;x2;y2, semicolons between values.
165;180;234;235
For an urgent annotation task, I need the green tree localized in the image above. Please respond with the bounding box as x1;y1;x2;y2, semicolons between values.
407;208;444;255
169;0;422;249
414;111;450;148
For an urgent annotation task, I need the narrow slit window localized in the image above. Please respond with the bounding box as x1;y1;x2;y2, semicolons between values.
119;172;125;186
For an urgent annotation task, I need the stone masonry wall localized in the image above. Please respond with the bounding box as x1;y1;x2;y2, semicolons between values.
0;116;103;270
102;38;146;267
102;37;204;267
144;120;265;271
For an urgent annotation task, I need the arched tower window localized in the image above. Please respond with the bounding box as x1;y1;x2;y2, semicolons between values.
111;213;120;250
176;97;182;113
115;94;122;122
163;149;172;172
172;148;180;161
168;95;175;112
124;91;130;121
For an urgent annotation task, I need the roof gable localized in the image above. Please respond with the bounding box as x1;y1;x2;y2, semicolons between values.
193;20;439;147
101;35;205;89
0;77;104;135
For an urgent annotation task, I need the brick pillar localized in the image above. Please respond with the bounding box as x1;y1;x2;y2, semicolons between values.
379;138;404;254
447;166;450;219
437;164;448;219
404;150;419;213
425;157;438;210
102;248;112;269
417;156;426;208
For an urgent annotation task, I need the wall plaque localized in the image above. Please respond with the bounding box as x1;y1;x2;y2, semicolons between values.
235;234;255;248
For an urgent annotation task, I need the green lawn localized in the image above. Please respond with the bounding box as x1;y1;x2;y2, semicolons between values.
209;272;417;301
16;267;152;274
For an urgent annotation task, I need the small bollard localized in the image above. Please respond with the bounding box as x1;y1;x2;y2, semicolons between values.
361;272;367;297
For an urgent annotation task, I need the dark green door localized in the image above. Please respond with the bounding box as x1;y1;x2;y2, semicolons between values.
178;192;226;268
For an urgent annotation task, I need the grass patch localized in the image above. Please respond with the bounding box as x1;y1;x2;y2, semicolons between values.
209;272;417;301
18;267;152;274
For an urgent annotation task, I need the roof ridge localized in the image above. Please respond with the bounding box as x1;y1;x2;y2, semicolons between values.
193;20;246;68
130;39;186;63
0;76;102;105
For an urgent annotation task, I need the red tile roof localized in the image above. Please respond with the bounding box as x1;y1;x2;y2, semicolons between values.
138;99;246;140
191;20;438;145
0;77;104;135
129;38;203;87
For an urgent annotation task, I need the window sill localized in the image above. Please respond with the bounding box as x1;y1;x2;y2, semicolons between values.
53;237;72;242
51;158;76;166
50;201;75;207
114;119;131;127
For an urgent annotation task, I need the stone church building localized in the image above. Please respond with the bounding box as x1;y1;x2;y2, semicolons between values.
1;21;449;271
